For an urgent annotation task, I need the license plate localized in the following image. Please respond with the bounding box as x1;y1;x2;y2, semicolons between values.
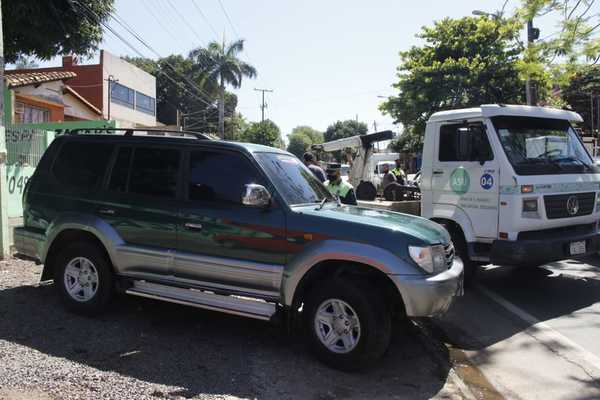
570;241;586;256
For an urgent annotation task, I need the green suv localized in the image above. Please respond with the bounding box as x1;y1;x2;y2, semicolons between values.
15;129;463;370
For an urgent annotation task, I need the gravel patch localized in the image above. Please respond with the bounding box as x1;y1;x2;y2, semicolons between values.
0;258;464;399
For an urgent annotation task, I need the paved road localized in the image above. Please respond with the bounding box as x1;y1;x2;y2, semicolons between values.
434;257;600;400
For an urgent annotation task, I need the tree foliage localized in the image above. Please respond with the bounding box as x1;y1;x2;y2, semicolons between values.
286;126;324;157
240;120;282;147
3;0;114;63
125;55;238;136
190;39;257;137
324;120;368;142
562;65;600;133
380;16;525;144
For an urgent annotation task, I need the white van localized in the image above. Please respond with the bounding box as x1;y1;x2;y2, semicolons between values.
420;105;600;278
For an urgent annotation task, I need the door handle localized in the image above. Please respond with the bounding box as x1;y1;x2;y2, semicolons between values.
184;223;204;231
97;208;116;215
433;170;444;175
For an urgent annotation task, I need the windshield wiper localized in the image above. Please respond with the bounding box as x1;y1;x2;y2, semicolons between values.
552;156;592;171
316;197;330;210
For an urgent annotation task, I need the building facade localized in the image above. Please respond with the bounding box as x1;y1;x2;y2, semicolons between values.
7;50;157;127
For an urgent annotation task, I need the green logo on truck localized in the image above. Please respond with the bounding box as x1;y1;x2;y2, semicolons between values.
450;167;470;194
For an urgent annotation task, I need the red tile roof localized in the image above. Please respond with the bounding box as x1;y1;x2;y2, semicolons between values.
5;71;77;88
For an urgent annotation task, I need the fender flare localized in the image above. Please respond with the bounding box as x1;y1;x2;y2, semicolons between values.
430;205;476;243
42;212;124;266
281;239;422;307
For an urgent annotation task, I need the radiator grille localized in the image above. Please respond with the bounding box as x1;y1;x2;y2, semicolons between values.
544;192;595;219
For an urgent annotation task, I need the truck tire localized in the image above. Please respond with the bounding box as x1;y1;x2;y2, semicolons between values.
442;224;478;284
356;181;377;201
54;242;114;315
304;278;391;371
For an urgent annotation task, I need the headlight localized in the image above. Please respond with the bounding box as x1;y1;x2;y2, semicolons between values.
408;245;446;274
522;198;538;212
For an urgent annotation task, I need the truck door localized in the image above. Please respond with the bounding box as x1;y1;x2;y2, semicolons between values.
431;121;499;239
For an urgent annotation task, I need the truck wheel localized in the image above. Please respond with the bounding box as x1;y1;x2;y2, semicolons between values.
54;242;114;315
304;279;391;371
441;223;478;284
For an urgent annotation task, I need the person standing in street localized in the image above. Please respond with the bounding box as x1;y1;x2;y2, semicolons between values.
381;163;396;189
303;152;326;183
325;163;357;205
392;159;406;185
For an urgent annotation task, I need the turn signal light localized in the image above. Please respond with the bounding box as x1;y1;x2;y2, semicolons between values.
521;185;534;193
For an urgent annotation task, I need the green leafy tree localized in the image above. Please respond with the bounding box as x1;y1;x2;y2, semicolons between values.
562;65;600;134
190;39;257;138
125;55;238;135
390;130;424;154
3;0;114;63
324;120;368;142
381;16;525;147
240;120;281;147
286;126;324;157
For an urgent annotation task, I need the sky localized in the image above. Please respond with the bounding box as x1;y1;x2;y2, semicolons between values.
37;0;570;138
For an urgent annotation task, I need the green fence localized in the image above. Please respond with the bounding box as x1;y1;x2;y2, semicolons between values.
5;126;54;218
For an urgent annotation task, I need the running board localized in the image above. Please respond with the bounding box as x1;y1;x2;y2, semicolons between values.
126;281;277;321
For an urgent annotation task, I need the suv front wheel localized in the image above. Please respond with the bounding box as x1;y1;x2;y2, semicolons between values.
55;242;114;315
304;278;391;371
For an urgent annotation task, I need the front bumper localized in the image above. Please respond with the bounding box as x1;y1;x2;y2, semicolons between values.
13;226;45;263
390;258;463;317
490;228;600;266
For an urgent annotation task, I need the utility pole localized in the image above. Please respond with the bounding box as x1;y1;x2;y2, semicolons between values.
105;75;118;120
0;0;9;258
254;88;273;122
526;19;540;105
592;94;595;137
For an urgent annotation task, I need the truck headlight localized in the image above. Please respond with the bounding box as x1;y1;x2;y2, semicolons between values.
522;198;540;218
596;193;600;212
408;245;446;274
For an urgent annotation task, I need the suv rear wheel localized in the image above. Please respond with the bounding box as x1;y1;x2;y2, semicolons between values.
55;242;114;315
304;278;391;371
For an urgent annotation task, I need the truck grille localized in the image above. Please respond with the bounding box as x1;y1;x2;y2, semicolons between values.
544;192;595;219
444;243;455;269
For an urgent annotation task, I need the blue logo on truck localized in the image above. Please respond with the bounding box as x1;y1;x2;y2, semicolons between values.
480;173;494;190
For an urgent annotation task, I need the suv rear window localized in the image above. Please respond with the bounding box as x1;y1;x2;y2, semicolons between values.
52;141;113;189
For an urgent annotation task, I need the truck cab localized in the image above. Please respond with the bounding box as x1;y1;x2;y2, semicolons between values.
420;105;600;275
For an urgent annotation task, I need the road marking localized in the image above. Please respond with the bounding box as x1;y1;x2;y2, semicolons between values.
476;283;600;379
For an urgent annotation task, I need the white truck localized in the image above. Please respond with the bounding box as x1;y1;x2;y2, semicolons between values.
420;104;600;278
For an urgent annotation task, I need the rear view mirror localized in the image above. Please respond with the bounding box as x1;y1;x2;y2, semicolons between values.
242;184;271;208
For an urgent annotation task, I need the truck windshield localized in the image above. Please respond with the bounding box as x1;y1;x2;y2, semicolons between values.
256;153;333;205
491;116;597;175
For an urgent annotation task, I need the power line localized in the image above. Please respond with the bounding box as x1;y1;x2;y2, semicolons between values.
68;0;217;110
216;0;240;38
142;0;180;44
165;0;207;46
191;0;220;39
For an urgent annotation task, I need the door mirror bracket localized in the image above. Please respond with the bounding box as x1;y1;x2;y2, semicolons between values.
242;184;272;208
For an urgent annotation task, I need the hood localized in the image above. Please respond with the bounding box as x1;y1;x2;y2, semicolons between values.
295;204;450;245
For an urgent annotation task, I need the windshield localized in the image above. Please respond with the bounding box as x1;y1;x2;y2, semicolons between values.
256;153;333;205
491;116;597;175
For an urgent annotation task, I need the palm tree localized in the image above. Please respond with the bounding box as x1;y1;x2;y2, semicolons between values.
190;39;257;138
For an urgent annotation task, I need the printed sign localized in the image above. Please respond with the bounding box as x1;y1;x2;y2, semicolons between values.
480;173;494;190
450;167;470;195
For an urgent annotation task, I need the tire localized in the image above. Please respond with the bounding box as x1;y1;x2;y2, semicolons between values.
356;181;377;201
54;242;114;315
442;224;478;284
303;278;391;371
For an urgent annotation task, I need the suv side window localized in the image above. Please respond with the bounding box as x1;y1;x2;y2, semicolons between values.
128;147;180;198
439;123;493;162
52;141;114;189
188;150;263;204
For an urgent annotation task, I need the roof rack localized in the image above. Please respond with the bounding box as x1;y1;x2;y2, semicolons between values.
56;127;213;140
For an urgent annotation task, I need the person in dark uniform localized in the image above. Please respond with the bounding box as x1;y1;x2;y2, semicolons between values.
303;152;326;182
324;163;357;205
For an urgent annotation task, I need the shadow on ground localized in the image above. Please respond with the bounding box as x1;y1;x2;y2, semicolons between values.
0;281;450;399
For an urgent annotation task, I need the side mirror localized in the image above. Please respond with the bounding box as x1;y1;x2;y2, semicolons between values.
242;184;271;208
